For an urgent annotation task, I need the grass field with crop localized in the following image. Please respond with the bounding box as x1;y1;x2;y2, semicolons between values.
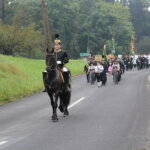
0;54;86;104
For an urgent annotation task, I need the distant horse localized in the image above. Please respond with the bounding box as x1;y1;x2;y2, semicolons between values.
43;48;71;122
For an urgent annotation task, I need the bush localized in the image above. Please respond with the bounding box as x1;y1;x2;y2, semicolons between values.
0;22;44;58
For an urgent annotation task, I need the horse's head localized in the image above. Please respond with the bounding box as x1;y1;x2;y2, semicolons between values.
46;48;56;70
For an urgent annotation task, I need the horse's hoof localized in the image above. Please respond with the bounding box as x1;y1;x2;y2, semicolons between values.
52;119;58;122
63;110;69;117
52;118;58;122
52;116;58;122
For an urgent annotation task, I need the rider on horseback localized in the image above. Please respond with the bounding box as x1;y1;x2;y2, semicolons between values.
54;34;71;91
43;34;70;92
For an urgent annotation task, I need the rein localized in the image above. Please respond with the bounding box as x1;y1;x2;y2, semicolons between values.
46;64;56;71
46;53;54;56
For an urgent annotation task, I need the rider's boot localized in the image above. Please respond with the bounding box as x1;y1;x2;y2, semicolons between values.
63;71;71;92
42;71;47;92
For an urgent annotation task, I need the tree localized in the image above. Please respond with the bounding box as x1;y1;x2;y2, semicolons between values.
136;36;150;54
104;0;115;3
78;1;133;55
0;0;135;58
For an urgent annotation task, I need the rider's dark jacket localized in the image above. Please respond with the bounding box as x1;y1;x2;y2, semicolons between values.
54;49;69;68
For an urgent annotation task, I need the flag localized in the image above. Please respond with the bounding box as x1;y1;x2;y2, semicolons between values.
131;34;135;56
102;44;107;61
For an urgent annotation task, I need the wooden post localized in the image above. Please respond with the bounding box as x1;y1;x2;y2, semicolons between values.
41;0;53;53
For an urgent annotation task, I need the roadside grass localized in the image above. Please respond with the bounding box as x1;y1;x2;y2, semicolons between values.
0;54;86;104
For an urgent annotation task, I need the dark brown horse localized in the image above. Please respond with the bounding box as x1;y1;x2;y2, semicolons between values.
44;48;71;121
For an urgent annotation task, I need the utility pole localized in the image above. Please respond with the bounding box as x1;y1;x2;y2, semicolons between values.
41;0;52;53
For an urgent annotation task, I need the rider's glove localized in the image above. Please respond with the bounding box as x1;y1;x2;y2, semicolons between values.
57;61;62;64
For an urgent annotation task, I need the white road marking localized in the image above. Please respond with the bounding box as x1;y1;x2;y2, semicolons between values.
0;141;8;146
68;97;85;109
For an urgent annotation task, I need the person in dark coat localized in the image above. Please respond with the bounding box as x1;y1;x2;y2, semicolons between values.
117;58;125;81
84;62;90;83
101;60;108;86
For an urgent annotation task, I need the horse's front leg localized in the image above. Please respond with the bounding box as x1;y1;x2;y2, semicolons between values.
50;94;59;122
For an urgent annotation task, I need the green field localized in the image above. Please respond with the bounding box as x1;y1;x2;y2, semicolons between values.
0;55;86;104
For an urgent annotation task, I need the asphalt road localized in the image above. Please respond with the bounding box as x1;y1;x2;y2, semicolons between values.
0;69;150;150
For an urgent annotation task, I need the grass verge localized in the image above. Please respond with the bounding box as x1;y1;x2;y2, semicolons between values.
0;54;86;104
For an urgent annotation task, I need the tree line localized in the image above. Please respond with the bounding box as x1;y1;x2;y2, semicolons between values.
0;0;149;58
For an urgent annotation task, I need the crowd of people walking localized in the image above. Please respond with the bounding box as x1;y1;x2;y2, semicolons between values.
84;54;150;87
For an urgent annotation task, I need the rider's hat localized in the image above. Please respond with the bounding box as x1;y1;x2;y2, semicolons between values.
54;34;61;45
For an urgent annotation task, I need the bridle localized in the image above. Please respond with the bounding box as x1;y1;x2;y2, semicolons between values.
46;53;60;81
46;64;57;72
46;53;57;71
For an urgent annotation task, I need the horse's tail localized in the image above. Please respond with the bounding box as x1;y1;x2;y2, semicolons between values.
59;91;71;108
